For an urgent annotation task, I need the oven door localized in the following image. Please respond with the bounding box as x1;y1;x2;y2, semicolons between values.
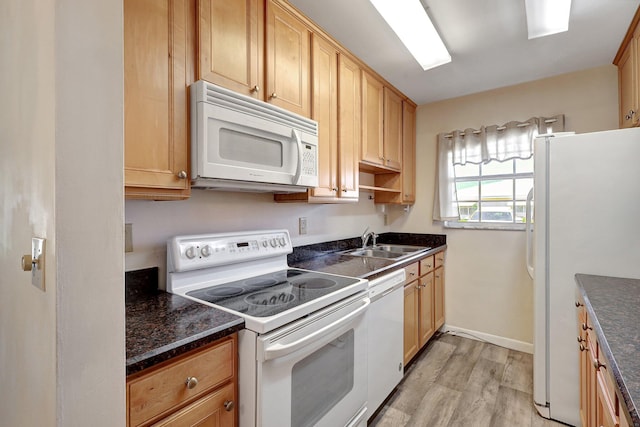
256;292;369;427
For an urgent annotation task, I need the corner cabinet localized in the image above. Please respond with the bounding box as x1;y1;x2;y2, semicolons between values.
127;334;237;427
197;0;264;98
403;251;446;366
124;0;194;200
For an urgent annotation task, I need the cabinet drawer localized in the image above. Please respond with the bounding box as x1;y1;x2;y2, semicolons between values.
404;263;419;283
128;337;236;427
419;255;435;274
151;382;236;427
434;251;445;268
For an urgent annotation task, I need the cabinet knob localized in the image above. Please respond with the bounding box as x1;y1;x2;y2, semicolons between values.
625;110;636;120
177;170;187;179
332;187;338;192
409;272;415;277
342;188;347;193
185;376;198;389
224;400;235;412
575;301;583;308
270;93;277;99
251;85;260;93
593;359;606;371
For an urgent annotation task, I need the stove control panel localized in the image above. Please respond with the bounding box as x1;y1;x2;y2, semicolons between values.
168;230;292;272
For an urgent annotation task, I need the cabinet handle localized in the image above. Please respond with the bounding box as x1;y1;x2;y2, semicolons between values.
415;285;420;290
342;188;347;193
625;110;636;120
581;323;592;331
579;344;587;352
435;274;441;279
270;93;277;99
593;359;606;371
224;400;235;412
185;376;198;389
177;170;187;179
251;85;260;93
409;272;415;277
577;336;585;343
575;301;583;308
332;187;338;192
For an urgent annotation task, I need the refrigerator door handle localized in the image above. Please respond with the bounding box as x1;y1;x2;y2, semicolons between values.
525;187;534;279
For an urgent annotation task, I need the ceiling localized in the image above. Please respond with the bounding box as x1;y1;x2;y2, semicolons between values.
287;0;640;105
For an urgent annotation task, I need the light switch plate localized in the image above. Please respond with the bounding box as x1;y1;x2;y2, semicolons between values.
299;217;308;235
125;223;133;253
31;238;45;291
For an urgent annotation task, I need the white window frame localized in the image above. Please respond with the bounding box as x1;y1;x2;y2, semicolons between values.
444;158;533;231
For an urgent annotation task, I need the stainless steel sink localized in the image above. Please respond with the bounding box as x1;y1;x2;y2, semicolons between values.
342;244;430;260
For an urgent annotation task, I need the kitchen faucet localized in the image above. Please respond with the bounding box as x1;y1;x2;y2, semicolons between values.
361;227;378;248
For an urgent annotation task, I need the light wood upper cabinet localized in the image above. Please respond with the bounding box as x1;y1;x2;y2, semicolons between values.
124;0;194;200
383;87;403;170
402;101;417;204
361;70;385;168
197;0;263;98
337;53;361;200
265;0;311;117
615;6;640;128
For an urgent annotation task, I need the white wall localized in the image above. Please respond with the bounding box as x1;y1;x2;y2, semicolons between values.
125;178;395;284
395;65;619;348
0;0;124;425
1;1;57;425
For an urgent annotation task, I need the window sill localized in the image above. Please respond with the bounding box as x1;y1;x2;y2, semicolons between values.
444;222;526;231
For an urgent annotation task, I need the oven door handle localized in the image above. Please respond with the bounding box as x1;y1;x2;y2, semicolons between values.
261;298;370;362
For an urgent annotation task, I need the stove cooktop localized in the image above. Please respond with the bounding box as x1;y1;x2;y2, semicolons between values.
186;268;361;318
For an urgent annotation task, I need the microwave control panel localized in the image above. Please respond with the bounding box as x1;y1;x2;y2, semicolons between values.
302;143;317;177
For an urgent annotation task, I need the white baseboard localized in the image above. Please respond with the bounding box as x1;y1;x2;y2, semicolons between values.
441;324;533;354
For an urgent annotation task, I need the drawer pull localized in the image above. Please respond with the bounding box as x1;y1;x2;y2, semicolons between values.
185;376;199;390
409;272;416;276
579;344;587;352
575;301;584;308
581;323;592;331
594;360;606;371
224;400;235;412
577;336;585;343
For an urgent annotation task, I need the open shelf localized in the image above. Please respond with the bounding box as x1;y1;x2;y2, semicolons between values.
359;185;402;193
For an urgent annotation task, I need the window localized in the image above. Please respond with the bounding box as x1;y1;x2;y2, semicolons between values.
445;157;533;230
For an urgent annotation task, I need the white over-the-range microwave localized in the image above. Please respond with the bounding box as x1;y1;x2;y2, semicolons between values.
190;80;319;193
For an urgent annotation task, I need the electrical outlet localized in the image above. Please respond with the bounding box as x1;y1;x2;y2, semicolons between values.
299;217;308;235
125;223;133;253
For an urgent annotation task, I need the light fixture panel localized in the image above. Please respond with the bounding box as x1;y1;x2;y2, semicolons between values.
525;0;572;39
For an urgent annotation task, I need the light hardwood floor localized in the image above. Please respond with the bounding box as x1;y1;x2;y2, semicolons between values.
369;333;568;427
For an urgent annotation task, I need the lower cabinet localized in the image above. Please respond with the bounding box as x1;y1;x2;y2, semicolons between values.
403;250;446;366
127;334;237;427
576;298;630;427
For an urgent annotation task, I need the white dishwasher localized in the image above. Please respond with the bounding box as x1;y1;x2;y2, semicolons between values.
366;268;406;420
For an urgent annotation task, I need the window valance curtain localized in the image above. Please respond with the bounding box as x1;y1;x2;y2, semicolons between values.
433;115;565;221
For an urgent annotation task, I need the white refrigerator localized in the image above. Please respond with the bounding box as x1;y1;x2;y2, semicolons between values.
527;128;640;426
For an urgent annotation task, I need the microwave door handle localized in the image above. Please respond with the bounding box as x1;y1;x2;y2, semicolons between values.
292;129;303;185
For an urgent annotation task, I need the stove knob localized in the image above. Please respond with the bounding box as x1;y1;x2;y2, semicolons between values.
201;245;212;257
279;237;286;246
270;238;277;248
262;240;268;248
185;246;197;259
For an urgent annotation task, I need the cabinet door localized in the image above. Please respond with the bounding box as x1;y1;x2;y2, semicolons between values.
152;382;236;427
434;267;445;330
265;0;310;117
596;370;619;427
418;272;435;348
124;0;193;199
618;39;637;128
383;87;402;171
309;34;338;199
338;54;361;200
361;70;384;166
401;101;416;203
197;0;263;98
403;281;419;366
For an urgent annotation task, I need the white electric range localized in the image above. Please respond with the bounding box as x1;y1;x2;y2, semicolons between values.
166;230;369;427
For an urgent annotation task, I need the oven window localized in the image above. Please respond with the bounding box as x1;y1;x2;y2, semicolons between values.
291;330;355;427
218;128;283;167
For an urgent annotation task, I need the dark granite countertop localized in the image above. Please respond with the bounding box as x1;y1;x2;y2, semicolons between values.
126;268;244;376
575;274;640;427
288;232;447;279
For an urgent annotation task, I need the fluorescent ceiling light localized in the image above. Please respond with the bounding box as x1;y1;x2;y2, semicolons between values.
369;0;451;71
525;0;572;39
